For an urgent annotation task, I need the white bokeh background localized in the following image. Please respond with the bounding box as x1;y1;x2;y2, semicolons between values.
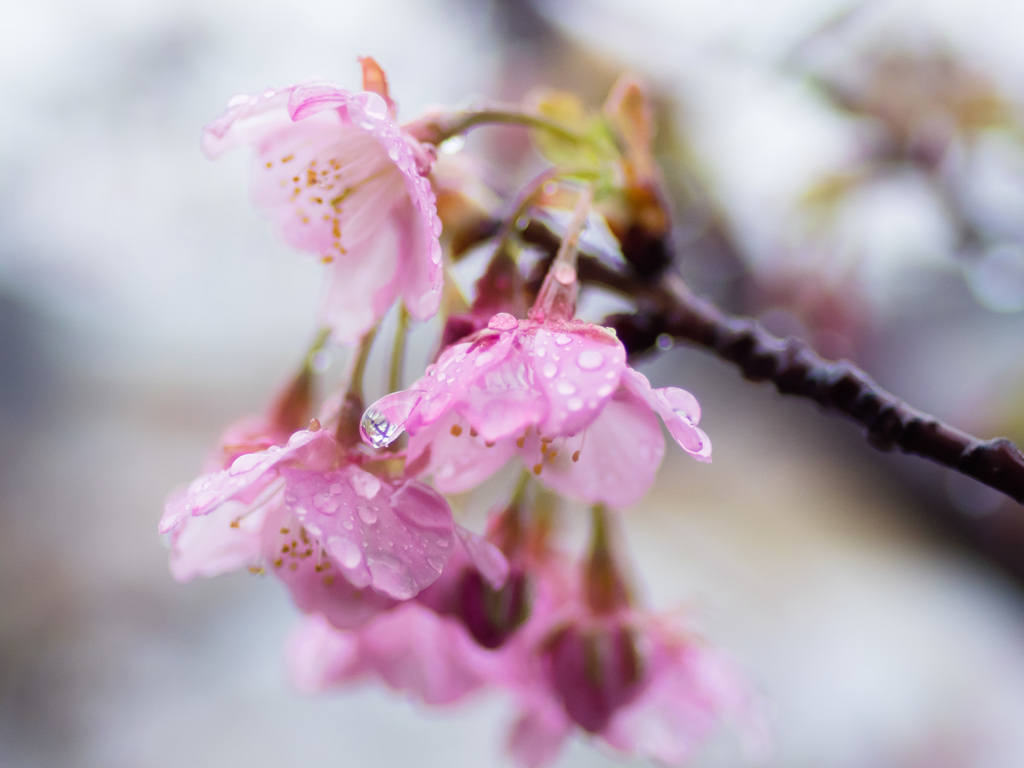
4;0;1024;766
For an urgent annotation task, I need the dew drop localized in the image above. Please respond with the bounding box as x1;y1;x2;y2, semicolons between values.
331;537;363;569
543;362;558;378
576;349;604;370
474;351;495;368
228;453;263;476
351;472;381;499
488;312;519;331
567;397;584;411
555;333;572;346
356;503;378;525
313;493;338;514
556;380;576;396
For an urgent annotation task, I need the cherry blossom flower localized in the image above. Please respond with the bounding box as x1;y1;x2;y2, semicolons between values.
202;60;444;342
361;312;710;508
507;610;763;768
159;424;471;624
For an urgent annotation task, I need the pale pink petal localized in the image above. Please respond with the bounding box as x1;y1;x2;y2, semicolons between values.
408;332;516;432
168;497;269;582
161;428;336;533
507;696;571;768
205;79;443;333
603;639;753;765
317;211;401;343
531;325;627;436
455;524;509;589
459;347;546;442
288;81;358;121
524;387;665;508
201;87;297;159
357;602;496;705
622;369;711;462
282;467;455;600
405;412;518;494
286;614;367;694
264;507;396;629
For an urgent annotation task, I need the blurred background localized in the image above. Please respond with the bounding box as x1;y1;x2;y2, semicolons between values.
3;0;1024;766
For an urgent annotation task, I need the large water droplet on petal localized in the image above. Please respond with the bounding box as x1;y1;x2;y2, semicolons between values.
355;91;388;120
557;380;576;396
555;333;572;346
543;362;558;378
330;536;363;570
350;471;381;500
576;349;604;371
356;503;378;524
360;391;422;448
228;452;264;476
488;313;520;331
313;492;338;514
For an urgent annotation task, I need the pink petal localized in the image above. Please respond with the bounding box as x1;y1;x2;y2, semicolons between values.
522;386;665;508
286;614;367;694
316;211;402;343
406;332;517;433
622;370;711;462
531;324;627;436
405;412;518;494
282;467;455;600
603;638;756;765
264;508;396;630
455;525;509;590
507;696;571;768
162;428;335;533
288;81;356;121
356;602;496;705
201;86;297;159
168;498;269;582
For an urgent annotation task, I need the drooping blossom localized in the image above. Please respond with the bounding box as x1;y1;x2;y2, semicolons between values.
507;610;764;768
160;422;485;627
287;527;513;705
361;311;710;508
202;58;444;342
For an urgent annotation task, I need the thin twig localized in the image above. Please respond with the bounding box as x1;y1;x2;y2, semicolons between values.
585;262;1024;506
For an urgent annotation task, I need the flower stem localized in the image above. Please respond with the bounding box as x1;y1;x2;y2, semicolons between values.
335;327;377;445
531;184;594;322
388;305;409;394
404;105;588;147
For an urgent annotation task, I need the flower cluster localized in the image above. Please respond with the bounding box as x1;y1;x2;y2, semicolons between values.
162;58;761;766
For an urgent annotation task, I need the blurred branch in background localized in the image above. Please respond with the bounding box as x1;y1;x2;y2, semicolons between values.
486;0;1024;589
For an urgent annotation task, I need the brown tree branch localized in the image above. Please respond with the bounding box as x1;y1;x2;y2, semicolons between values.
594;267;1024;506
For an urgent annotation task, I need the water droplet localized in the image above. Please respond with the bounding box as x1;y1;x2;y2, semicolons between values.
329;483;343;494
474;351;495;367
356;91;388;120
350;472;381;499
330;537;363;569
313;492;338;513
557;380;576;396
576;350;604;370
597;384;614;397
342;519;355;531
543;362;558;378
427;555;446;572
360;390;422;448
356;503;378;525
567;397;584;411
553;263;576;285
228;453;263;476
555;334;572;346
656;333;674;351
488;313;519;331
439;135;466;155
